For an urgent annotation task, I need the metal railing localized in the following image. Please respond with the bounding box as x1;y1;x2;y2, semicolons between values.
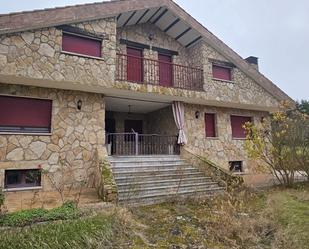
106;132;180;156
116;53;204;91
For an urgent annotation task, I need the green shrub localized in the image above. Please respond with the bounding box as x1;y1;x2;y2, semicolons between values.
0;188;5;212
0;201;81;227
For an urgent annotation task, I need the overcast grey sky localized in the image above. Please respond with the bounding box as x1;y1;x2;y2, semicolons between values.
1;0;308;100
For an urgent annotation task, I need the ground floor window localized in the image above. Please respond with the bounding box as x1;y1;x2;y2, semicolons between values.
4;169;41;189
231;115;252;139
205;113;217;137
229;161;243;172
0;95;52;134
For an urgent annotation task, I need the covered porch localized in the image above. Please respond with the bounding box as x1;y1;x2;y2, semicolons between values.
105;97;181;156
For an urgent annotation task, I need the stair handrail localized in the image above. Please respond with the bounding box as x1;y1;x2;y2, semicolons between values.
181;148;244;191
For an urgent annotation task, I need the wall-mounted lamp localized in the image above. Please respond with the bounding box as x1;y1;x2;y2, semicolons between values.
77;100;82;110
195;111;200;119
148;32;154;41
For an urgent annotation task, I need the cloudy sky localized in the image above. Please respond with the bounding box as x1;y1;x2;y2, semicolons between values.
1;0;308;100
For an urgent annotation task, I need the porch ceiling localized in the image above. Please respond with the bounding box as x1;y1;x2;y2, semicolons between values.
105;96;170;113
117;7;202;48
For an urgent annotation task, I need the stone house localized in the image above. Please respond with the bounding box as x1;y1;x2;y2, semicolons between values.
0;0;292;210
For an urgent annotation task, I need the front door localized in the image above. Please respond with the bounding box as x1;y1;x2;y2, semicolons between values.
124;119;143;134
159;54;173;87
127;47;143;83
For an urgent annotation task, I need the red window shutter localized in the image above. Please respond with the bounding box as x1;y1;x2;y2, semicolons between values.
205;113;216;137
159;54;173;87
231;115;252;138
127;47;143;82
0;96;52;132
62;33;101;57
212;65;232;81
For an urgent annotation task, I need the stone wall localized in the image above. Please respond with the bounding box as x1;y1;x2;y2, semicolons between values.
115;23;280;109
188;41;279;107
183;103;268;173
146;106;178;136
0;84;105;211
0;17;116;88
117;23;192;67
0;18;280;110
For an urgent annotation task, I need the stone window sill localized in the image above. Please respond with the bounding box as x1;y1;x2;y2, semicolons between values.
61;51;104;61
212;78;234;84
0;132;52;136
232;172;246;176
3;186;42;192
206;137;219;140
232;137;247;140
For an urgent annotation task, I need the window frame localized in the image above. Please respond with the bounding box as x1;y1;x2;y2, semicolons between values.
230;115;252;139
4;169;42;190
61;31;103;59
0;95;53;135
229;161;243;173
205;112;218;138
212;64;233;82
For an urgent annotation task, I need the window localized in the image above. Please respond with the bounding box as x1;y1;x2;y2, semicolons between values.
5;169;41;189
126;47;143;82
158;53;173;87
0;96;52;133
231;115;252;139
205;113;216;137
212;64;232;81
229;161;243;173
62;32;102;57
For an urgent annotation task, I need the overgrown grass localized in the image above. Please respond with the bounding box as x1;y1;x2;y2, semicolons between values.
0;214;115;249
269;184;309;249
0;184;308;248
0;201;81;227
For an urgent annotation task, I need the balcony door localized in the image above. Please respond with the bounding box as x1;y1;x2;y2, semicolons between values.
127;47;143;83
159;54;173;87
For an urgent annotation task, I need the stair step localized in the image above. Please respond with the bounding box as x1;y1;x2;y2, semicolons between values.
112;167;200;175
117;177;212;186
108;155;225;205
114;172;208;182
118;182;219;193
118;187;225;202
111;164;192;172
109;155;181;162
110;160;186;167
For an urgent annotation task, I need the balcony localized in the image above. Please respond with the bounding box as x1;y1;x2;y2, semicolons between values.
116;53;204;91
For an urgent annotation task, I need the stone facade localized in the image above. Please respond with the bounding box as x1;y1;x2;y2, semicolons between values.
183;104;267;172
115;23;280;109
0;6;287;211
0;18;116;89
0;84;105;211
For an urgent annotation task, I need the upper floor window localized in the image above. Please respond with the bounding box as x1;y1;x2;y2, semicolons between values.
62;32;102;58
212;64;232;81
205;113;217;137
231;115;252;139
126;47;143;83
0;95;52;134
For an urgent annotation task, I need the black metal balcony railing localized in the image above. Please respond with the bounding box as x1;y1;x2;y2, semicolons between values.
106;132;180;156
116;53;204;91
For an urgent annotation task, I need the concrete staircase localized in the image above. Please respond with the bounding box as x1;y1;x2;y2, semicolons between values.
109;155;225;205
